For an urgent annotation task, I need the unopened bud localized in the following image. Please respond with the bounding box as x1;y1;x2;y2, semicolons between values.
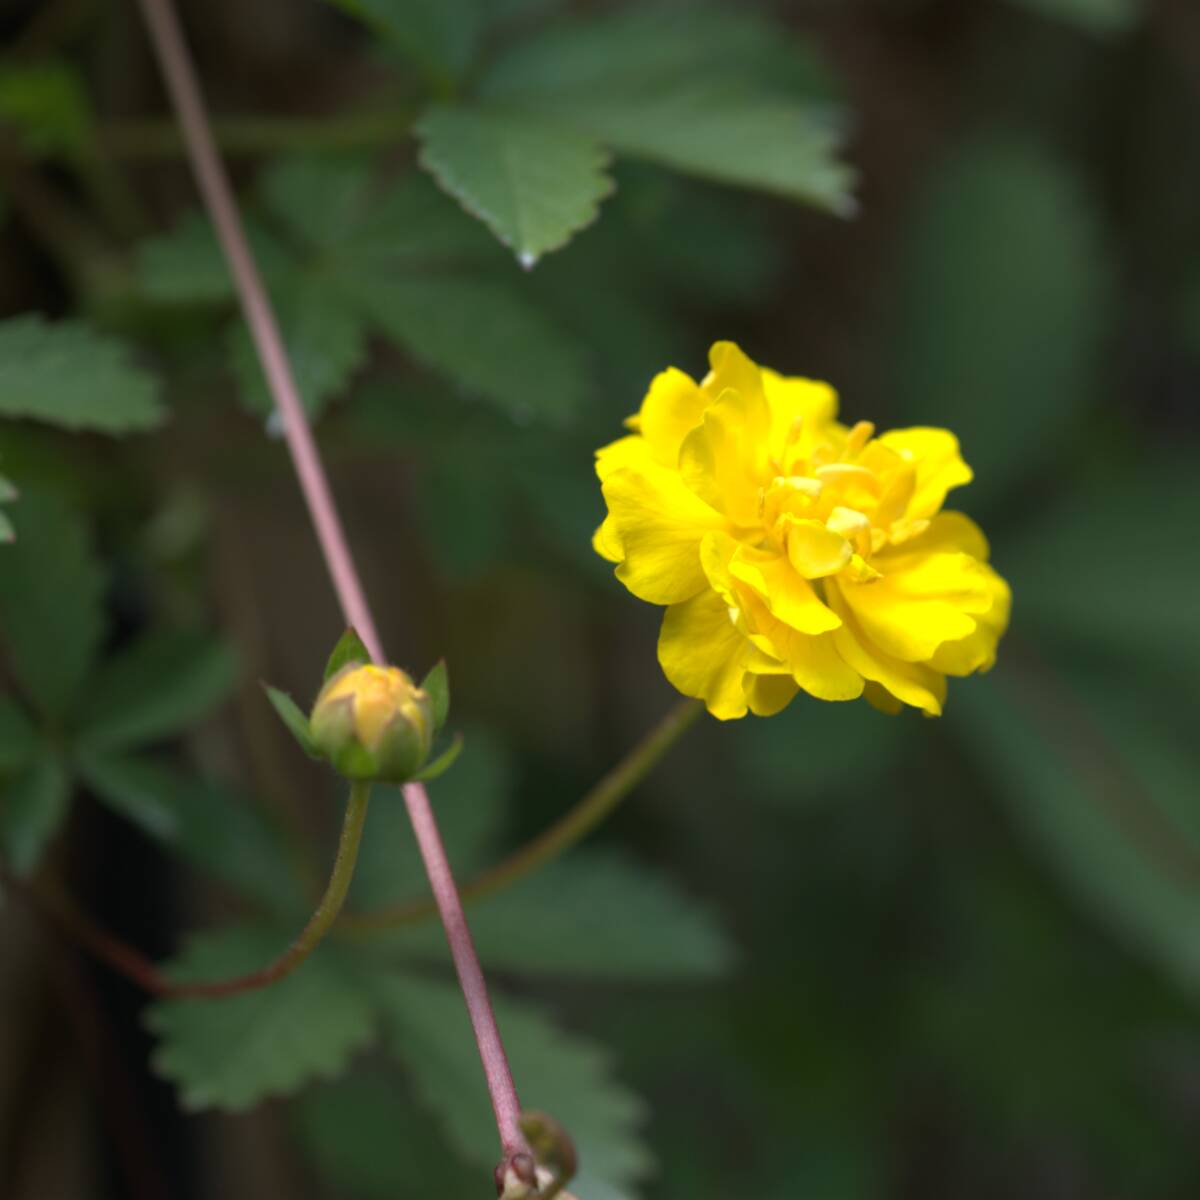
309;663;434;783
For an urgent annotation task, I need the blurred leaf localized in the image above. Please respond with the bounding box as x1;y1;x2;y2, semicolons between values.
0;752;69;875
351;725;510;909
0;510;12;544
411;460;509;579
0;316;164;434
74;630;236;752
293;1071;481;1197
889;139;1111;509
0;490;104;719
394;851;734;979
1006;460;1200;671
378;972;651;1198
0;697;36;772
952;662;1200;994
480;4;854;213
77;755;304;911
134;212;292;305
417;106;612;265
148;925;375;1110
0;60;91;156
324;627;372;679
229;269;368;419
350;275;587;423
323;0;483;81
1004;0;1143;36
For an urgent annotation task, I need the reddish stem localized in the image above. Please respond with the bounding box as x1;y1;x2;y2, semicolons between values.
133;0;530;1168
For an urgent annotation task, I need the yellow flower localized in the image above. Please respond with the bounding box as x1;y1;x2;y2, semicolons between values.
593;342;1011;720
310;663;434;780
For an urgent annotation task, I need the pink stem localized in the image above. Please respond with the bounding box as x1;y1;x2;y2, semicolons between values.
134;0;530;1168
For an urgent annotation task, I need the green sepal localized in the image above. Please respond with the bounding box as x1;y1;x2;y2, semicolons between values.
324;627;371;681
420;659;450;732
263;684;319;758
411;731;463;783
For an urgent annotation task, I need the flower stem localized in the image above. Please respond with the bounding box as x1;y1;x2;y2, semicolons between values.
132;0;531;1170
345;698;705;932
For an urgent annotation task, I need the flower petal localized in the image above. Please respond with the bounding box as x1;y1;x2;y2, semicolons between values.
744;672;799;717
877;427;973;519
658;589;753;720
728;543;842;634
929;564;1011;675
782;516;853;579
601;465;726;604
679;386;771;526
629;367;708;469
592;515;624;563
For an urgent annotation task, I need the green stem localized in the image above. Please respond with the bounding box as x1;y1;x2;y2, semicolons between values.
344;699;705;933
97;109;417;160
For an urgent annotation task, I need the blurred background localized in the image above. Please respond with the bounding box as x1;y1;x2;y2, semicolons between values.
2;0;1200;1197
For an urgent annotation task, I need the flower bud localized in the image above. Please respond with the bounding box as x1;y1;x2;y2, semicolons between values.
309;663;434;783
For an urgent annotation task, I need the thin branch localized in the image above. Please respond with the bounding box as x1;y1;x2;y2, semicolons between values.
132;0;531;1170
345;698;705;932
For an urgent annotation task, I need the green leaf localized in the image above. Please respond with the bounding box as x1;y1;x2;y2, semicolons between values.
148;925;375;1110
420;660;449;732
348;275;587;423
0;470;18;503
325;627;372;680
293;1072;482;1197
228;269;368;420
0;315;165;434
322;0;483;81
888;139;1111;509
0;511;12;544
1004;0;1143;36
1;753;69;875
77;755;304;911
416;105;612;265
264;686;319;759
351;725;510;909
0;697;36;772
411;459;509;579
0;60;91;156
951;664;1200;994
393;851;734;979
377;972;651;1198
134;211;292;305
411;731;462;783
0;490;105;719
73;630;237;752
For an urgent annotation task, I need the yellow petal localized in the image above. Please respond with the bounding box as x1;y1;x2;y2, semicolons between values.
897;510;990;562
761;368;840;463
632;367;708;469
863;681;903;715
592;515;624;563
679;386;770;527
728;544;841;634
782;516;853;579
657;589;752;720
595;434;652;482
929;564;1011;675
744;672;799;717
877;427;973;518
704;341;766;406
601;465;725;604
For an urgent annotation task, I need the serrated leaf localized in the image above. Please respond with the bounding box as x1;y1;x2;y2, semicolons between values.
325;627;372;679
0;697;36;772
1004;0;1143;36
135;211;292;305
420;660;449;732
347;275;586;423
889;139;1111;509
411;732;462;783
0;315;164;433
417;106;612;265
377;972;651;1198
1;753;69;875
351;725;510;909
393;851;734;979
77;755;304;911
0;490;104;719
148;925;375;1110
264;686;319;759
228;269;368;420
322;0;483;81
258;157;376;251
293;1072;482;1197
952;664;1200;994
73;630;237;752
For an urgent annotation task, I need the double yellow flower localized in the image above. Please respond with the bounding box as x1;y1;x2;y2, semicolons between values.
593;342;1010;719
